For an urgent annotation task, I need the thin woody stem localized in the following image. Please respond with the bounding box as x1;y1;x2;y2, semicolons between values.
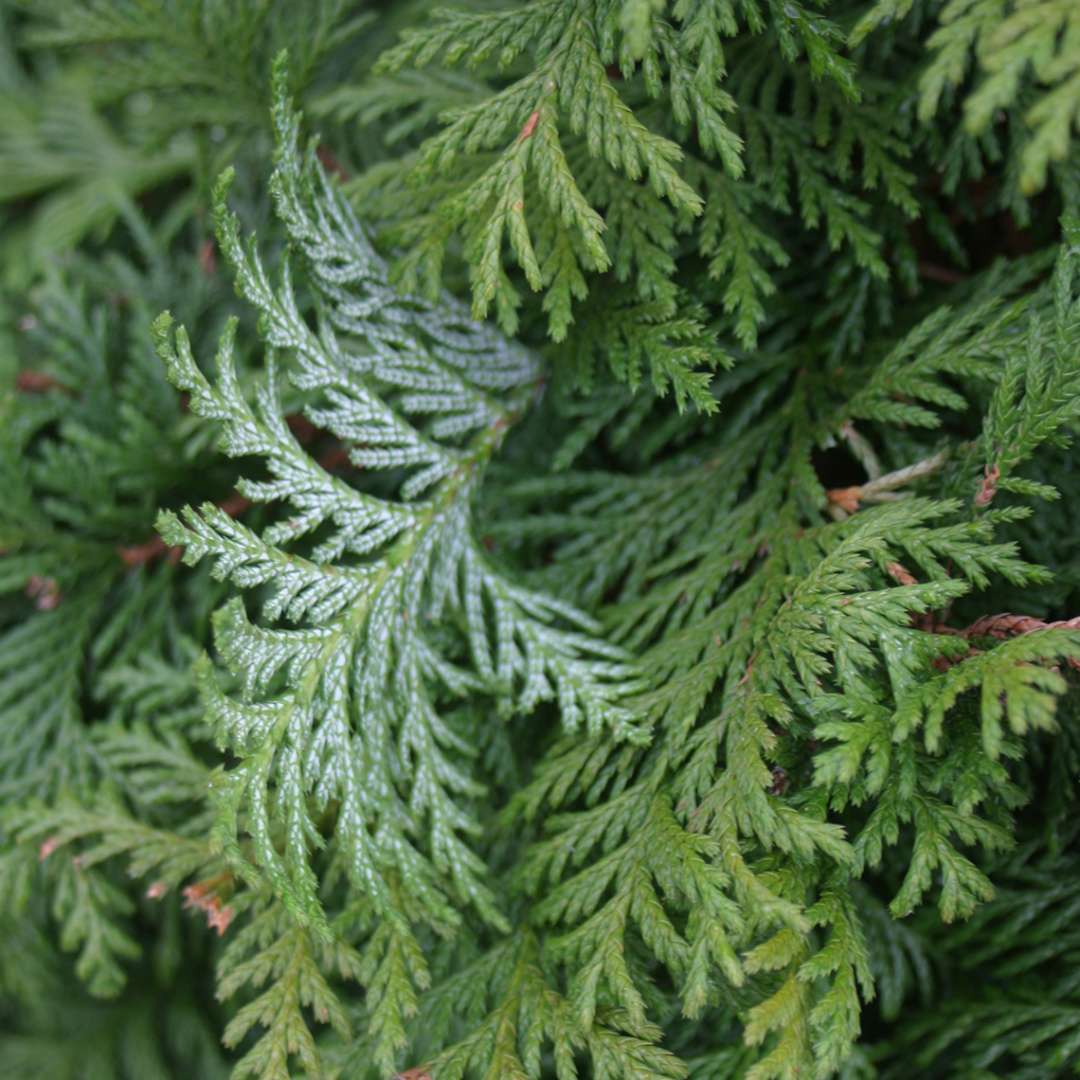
860;448;949;499
838;421;883;481
960;613;1080;639
827;448;949;519
886;561;1080;669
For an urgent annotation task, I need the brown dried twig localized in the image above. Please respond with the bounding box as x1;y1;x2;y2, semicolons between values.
883;560;1080;668
16;370;68;394
827;449;949;520
974;463;1000;508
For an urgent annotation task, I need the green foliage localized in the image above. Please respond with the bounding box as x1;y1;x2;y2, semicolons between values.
219;898;361;1080
857;0;1080;194
0;76;195;283
0;965;229;1080
0;218;232;804
871;837;1080;1077
345;0;894;401
0;0;368;284
4;3;1080;1080
156;68;644;946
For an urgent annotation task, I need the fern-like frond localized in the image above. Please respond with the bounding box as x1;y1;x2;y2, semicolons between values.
154;71;647;1068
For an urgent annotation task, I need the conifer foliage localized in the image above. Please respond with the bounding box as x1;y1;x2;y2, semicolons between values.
3;2;1080;1078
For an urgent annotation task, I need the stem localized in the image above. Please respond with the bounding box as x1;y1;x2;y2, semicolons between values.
827;448;949;519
